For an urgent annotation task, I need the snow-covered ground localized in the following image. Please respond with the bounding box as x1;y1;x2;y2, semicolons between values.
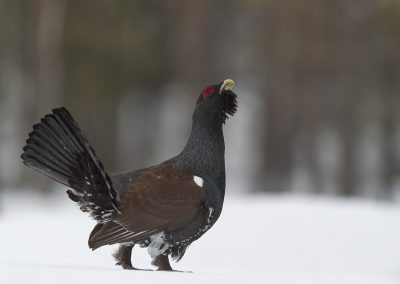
1;191;399;284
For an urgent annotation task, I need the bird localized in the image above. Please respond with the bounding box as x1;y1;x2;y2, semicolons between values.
21;79;238;271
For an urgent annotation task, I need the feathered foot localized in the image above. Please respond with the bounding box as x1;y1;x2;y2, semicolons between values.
113;244;139;270
151;255;174;271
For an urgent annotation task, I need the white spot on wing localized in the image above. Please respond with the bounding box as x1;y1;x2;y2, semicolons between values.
207;207;214;223
102;213;113;218
193;176;204;187
208;207;214;218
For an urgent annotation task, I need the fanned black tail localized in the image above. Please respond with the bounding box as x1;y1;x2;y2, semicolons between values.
21;107;120;222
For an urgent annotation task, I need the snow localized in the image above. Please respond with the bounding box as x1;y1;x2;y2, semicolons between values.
1;191;400;284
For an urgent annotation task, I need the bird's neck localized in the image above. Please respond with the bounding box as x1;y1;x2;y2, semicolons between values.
177;120;226;191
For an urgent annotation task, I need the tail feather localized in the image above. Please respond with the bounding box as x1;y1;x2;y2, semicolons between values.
22;107;120;221
28;131;75;168
22;140;74;187
32;121;78;164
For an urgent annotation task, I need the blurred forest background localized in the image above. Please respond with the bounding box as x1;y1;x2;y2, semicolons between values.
1;0;400;200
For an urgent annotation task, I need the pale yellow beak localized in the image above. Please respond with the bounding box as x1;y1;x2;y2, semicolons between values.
220;79;235;94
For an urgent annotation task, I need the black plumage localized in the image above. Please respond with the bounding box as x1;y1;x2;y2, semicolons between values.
21;79;238;271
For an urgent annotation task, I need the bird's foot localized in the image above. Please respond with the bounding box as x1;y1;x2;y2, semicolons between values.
115;260;135;270
151;255;192;272
114;244;151;270
151;254;173;271
115;261;151;271
156;268;193;273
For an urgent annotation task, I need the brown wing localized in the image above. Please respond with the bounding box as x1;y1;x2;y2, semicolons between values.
88;164;206;249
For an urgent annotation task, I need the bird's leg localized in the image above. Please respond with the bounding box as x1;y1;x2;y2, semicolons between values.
151;254;173;271
113;244;136;269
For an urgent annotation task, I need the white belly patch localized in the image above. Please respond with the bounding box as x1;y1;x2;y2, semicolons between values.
148;231;169;258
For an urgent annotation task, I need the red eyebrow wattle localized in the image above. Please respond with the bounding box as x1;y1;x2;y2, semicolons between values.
203;87;214;98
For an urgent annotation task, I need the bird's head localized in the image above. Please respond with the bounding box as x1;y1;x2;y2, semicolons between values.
194;79;238;124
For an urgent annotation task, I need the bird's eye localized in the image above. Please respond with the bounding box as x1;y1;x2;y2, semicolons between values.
202;87;215;99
